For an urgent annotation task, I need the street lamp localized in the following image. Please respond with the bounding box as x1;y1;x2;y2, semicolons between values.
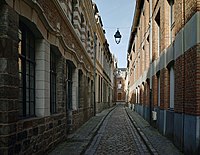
114;29;122;44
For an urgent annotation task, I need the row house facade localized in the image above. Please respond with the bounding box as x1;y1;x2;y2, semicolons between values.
94;5;115;112
127;0;200;154
0;0;114;154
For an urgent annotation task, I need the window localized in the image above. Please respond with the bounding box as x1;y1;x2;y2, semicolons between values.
87;31;90;41
169;0;174;43
136;88;138;103
170;66;174;109
67;62;74;110
18;23;35;118
157;75;160;107
138;86;140;103
71;0;77;25
78;70;83;108
98;43;101;61
134;66;136;82
118;81;122;89
50;51;57;114
155;10;160;57
98;76;101;102
170;0;174;26
80;13;84;28
91;80;94;107
132;44;135;53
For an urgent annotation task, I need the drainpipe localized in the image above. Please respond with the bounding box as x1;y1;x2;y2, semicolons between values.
149;0;153;125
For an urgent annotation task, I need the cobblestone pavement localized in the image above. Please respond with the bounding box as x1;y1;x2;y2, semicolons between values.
49;104;182;155
85;105;150;155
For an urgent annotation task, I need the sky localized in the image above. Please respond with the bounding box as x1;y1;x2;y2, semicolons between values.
94;0;136;68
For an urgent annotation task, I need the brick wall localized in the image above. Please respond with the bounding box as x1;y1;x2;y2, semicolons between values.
160;68;170;110
14;114;66;154
0;3;68;154
72;107;93;132
175;0;198;36
56;57;66;113
0;3;19;154
174;43;200;115
185;0;197;24
198;0;200;11
152;75;158;107
174;54;185;113
160;0;170;52
152;19;159;61
141;84;144;105
184;44;200;115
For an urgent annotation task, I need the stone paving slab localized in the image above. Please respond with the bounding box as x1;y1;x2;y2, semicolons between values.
48;107;115;155
125;108;183;155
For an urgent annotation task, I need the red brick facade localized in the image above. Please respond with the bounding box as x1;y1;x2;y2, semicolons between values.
127;0;200;154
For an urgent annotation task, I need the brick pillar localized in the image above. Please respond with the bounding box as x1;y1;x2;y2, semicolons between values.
146;80;150;106
160;0;170;52
152;20;158;60
174;0;185;35
174;55;185;113
0;3;19;154
152;75;158;107
141;84;144;105
160;68;170;110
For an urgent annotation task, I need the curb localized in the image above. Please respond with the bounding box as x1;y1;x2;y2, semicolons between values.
125;108;158;155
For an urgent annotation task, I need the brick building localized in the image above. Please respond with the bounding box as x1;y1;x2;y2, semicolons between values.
127;0;200;154
114;68;126;104
0;0;114;154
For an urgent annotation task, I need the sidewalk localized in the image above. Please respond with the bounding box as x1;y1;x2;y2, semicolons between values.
125;108;183;155
48;107;115;155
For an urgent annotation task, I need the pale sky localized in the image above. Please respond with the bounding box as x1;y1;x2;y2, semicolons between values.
94;0;136;68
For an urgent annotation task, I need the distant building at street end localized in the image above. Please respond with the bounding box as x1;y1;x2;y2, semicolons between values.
114;68;127;104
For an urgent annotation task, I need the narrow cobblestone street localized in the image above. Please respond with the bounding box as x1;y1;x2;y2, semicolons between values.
85;105;150;155
49;104;182;155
